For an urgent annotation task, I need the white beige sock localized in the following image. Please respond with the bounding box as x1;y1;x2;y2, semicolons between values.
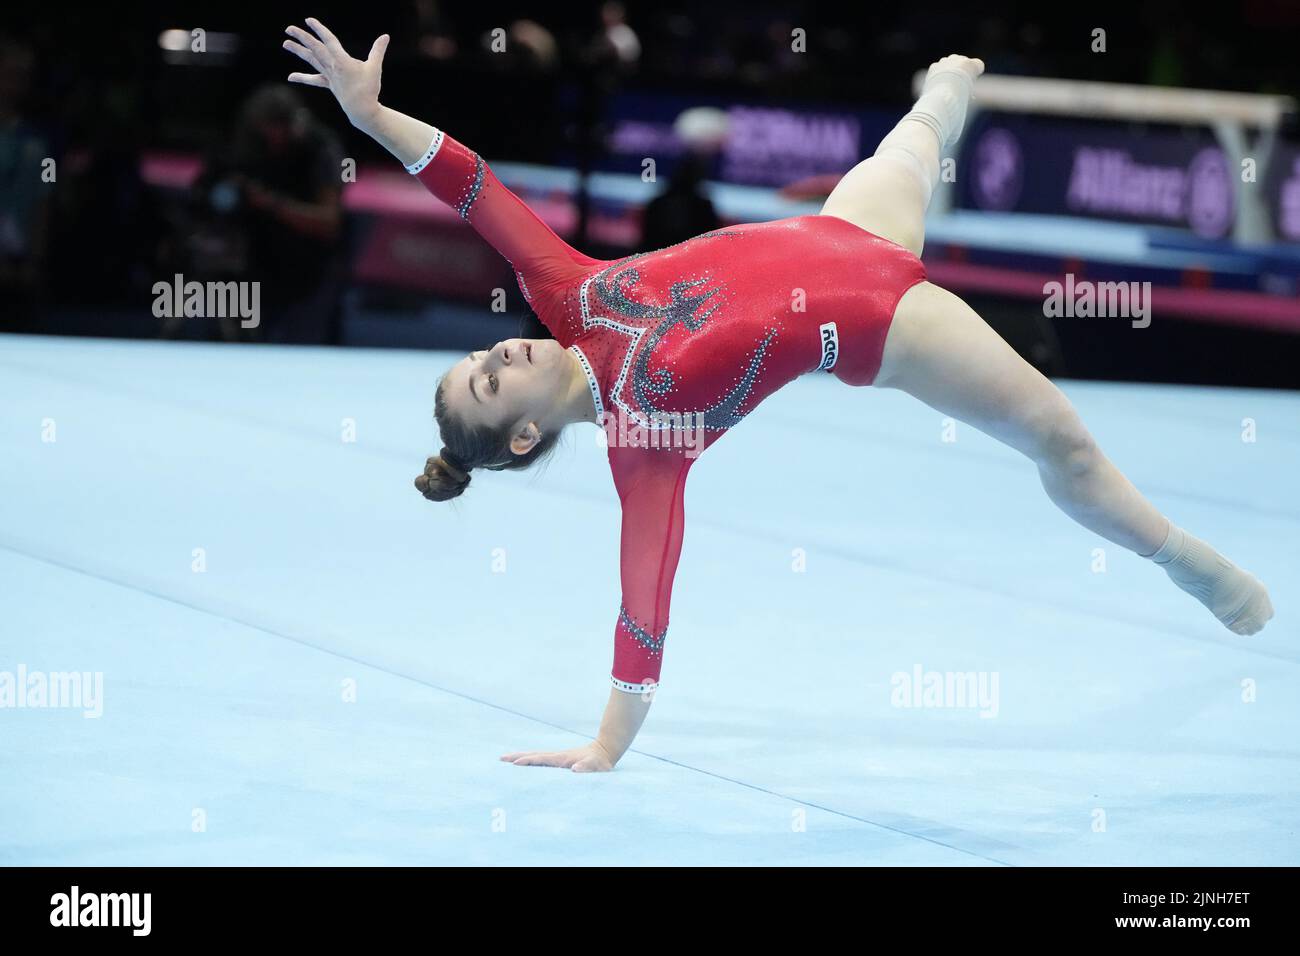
872;65;977;207
903;64;976;151
1147;523;1273;635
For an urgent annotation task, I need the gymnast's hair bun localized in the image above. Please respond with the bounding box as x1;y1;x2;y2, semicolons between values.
414;449;472;502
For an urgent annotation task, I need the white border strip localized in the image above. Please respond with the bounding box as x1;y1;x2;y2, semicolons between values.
404;129;446;175
611;675;658;695
568;344;605;421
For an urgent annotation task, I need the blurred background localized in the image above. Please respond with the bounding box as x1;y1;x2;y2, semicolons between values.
2;0;1298;386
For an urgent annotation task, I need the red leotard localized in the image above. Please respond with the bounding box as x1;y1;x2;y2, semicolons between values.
410;130;926;693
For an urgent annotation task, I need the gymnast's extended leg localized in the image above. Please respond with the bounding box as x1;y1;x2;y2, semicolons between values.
823;54;1272;634
820;54;980;256
876;280;1273;635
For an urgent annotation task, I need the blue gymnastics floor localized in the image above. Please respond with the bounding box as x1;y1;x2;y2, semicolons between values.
1;333;1296;866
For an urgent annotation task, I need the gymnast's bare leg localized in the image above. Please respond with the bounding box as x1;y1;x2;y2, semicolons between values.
824;55;1273;635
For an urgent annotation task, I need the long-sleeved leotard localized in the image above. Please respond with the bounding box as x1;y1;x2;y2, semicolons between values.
408;129;927;693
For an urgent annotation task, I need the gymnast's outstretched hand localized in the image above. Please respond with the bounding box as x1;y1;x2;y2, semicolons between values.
501;688;653;772
500;742;617;773
283;17;387;131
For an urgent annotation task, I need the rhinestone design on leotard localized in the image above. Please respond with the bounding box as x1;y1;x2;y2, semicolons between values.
579;235;779;433
568;344;605;421
619;604;667;656
456;155;487;220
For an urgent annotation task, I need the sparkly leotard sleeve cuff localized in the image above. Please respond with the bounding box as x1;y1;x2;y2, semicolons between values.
611;605;668;694
404;129;446;175
611;675;659;695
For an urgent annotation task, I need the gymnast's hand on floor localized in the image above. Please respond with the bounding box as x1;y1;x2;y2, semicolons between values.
283;17;388;131
500;742;617;773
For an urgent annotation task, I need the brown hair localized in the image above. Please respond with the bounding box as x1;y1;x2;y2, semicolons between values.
414;375;562;502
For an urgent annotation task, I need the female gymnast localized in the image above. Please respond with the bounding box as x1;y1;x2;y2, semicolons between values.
283;18;1274;772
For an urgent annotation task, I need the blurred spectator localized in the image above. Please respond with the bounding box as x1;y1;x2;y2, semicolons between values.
412;0;458;61
45;34;160;321
508;20;559;71
0;35;50;328
641;152;720;251
186;85;344;343
590;2;641;71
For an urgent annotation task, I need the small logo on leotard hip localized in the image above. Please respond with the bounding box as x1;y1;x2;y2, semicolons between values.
817;322;839;371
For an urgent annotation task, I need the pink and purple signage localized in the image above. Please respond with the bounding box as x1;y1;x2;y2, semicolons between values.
962;115;1246;239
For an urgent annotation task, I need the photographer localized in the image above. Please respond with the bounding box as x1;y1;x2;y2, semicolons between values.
187;84;344;343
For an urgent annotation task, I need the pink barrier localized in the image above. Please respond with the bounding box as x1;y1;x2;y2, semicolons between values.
924;260;1300;334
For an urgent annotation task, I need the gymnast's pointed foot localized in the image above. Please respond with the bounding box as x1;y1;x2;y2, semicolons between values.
912;55;985;150
926;53;985;85
1147;523;1274;635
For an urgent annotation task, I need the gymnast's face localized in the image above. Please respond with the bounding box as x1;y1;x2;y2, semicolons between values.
443;338;570;452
